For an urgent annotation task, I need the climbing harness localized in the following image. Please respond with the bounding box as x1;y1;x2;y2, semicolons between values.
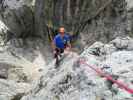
79;58;133;94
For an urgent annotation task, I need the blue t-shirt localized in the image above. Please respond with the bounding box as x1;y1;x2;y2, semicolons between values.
54;33;70;49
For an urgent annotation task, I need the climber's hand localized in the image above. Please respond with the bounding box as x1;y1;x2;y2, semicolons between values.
64;47;71;55
53;50;56;54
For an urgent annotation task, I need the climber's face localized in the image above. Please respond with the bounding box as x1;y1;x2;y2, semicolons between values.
59;27;65;36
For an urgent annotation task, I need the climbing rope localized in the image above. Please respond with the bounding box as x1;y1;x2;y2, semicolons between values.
79;58;133;94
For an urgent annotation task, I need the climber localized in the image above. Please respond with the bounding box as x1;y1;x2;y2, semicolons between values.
52;26;71;66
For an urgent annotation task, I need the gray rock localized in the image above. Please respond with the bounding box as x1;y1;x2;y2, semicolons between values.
0;37;52;82
0;79;31;100
21;37;133;100
0;5;34;38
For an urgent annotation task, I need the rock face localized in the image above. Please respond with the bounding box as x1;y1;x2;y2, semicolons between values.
0;20;8;46
0;79;31;100
0;0;34;38
0;0;53;63
21;37;133;100
31;0;133;52
3;0;34;9
0;36;52;99
126;0;133;10
0;0;133;45
33;0;130;43
0;37;48;82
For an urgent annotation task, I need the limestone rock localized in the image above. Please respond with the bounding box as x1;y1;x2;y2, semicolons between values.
0;37;48;82
0;0;34;39
0;79;31;100
21;37;133;100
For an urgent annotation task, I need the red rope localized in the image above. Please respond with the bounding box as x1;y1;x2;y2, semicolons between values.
79;59;133;94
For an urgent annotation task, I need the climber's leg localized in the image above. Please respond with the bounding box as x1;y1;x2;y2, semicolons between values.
54;48;59;66
54;48;64;68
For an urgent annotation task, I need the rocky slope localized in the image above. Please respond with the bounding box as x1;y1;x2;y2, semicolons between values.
0;79;30;100
0;37;49;99
0;33;133;100
20;37;133;100
0;37;49;81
